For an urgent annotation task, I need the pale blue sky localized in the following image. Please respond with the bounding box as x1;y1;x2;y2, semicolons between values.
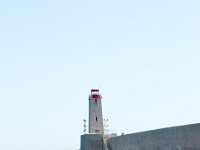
0;0;200;149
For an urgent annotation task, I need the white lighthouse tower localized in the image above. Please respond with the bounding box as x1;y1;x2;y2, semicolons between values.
88;89;104;134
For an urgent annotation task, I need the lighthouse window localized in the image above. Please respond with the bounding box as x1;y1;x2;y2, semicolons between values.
96;117;98;121
95;130;99;133
95;99;97;104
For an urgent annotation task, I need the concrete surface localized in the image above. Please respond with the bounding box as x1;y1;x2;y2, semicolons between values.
108;123;200;150
80;134;103;150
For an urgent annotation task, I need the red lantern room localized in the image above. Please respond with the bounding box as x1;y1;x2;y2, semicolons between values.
90;89;101;99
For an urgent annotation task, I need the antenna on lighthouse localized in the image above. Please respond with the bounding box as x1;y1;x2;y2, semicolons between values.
83;119;87;134
104;119;109;134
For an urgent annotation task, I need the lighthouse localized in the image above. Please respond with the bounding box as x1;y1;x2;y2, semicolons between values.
80;89;116;150
88;89;104;134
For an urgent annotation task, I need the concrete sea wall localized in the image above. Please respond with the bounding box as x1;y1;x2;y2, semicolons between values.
80;134;103;150
108;123;200;150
